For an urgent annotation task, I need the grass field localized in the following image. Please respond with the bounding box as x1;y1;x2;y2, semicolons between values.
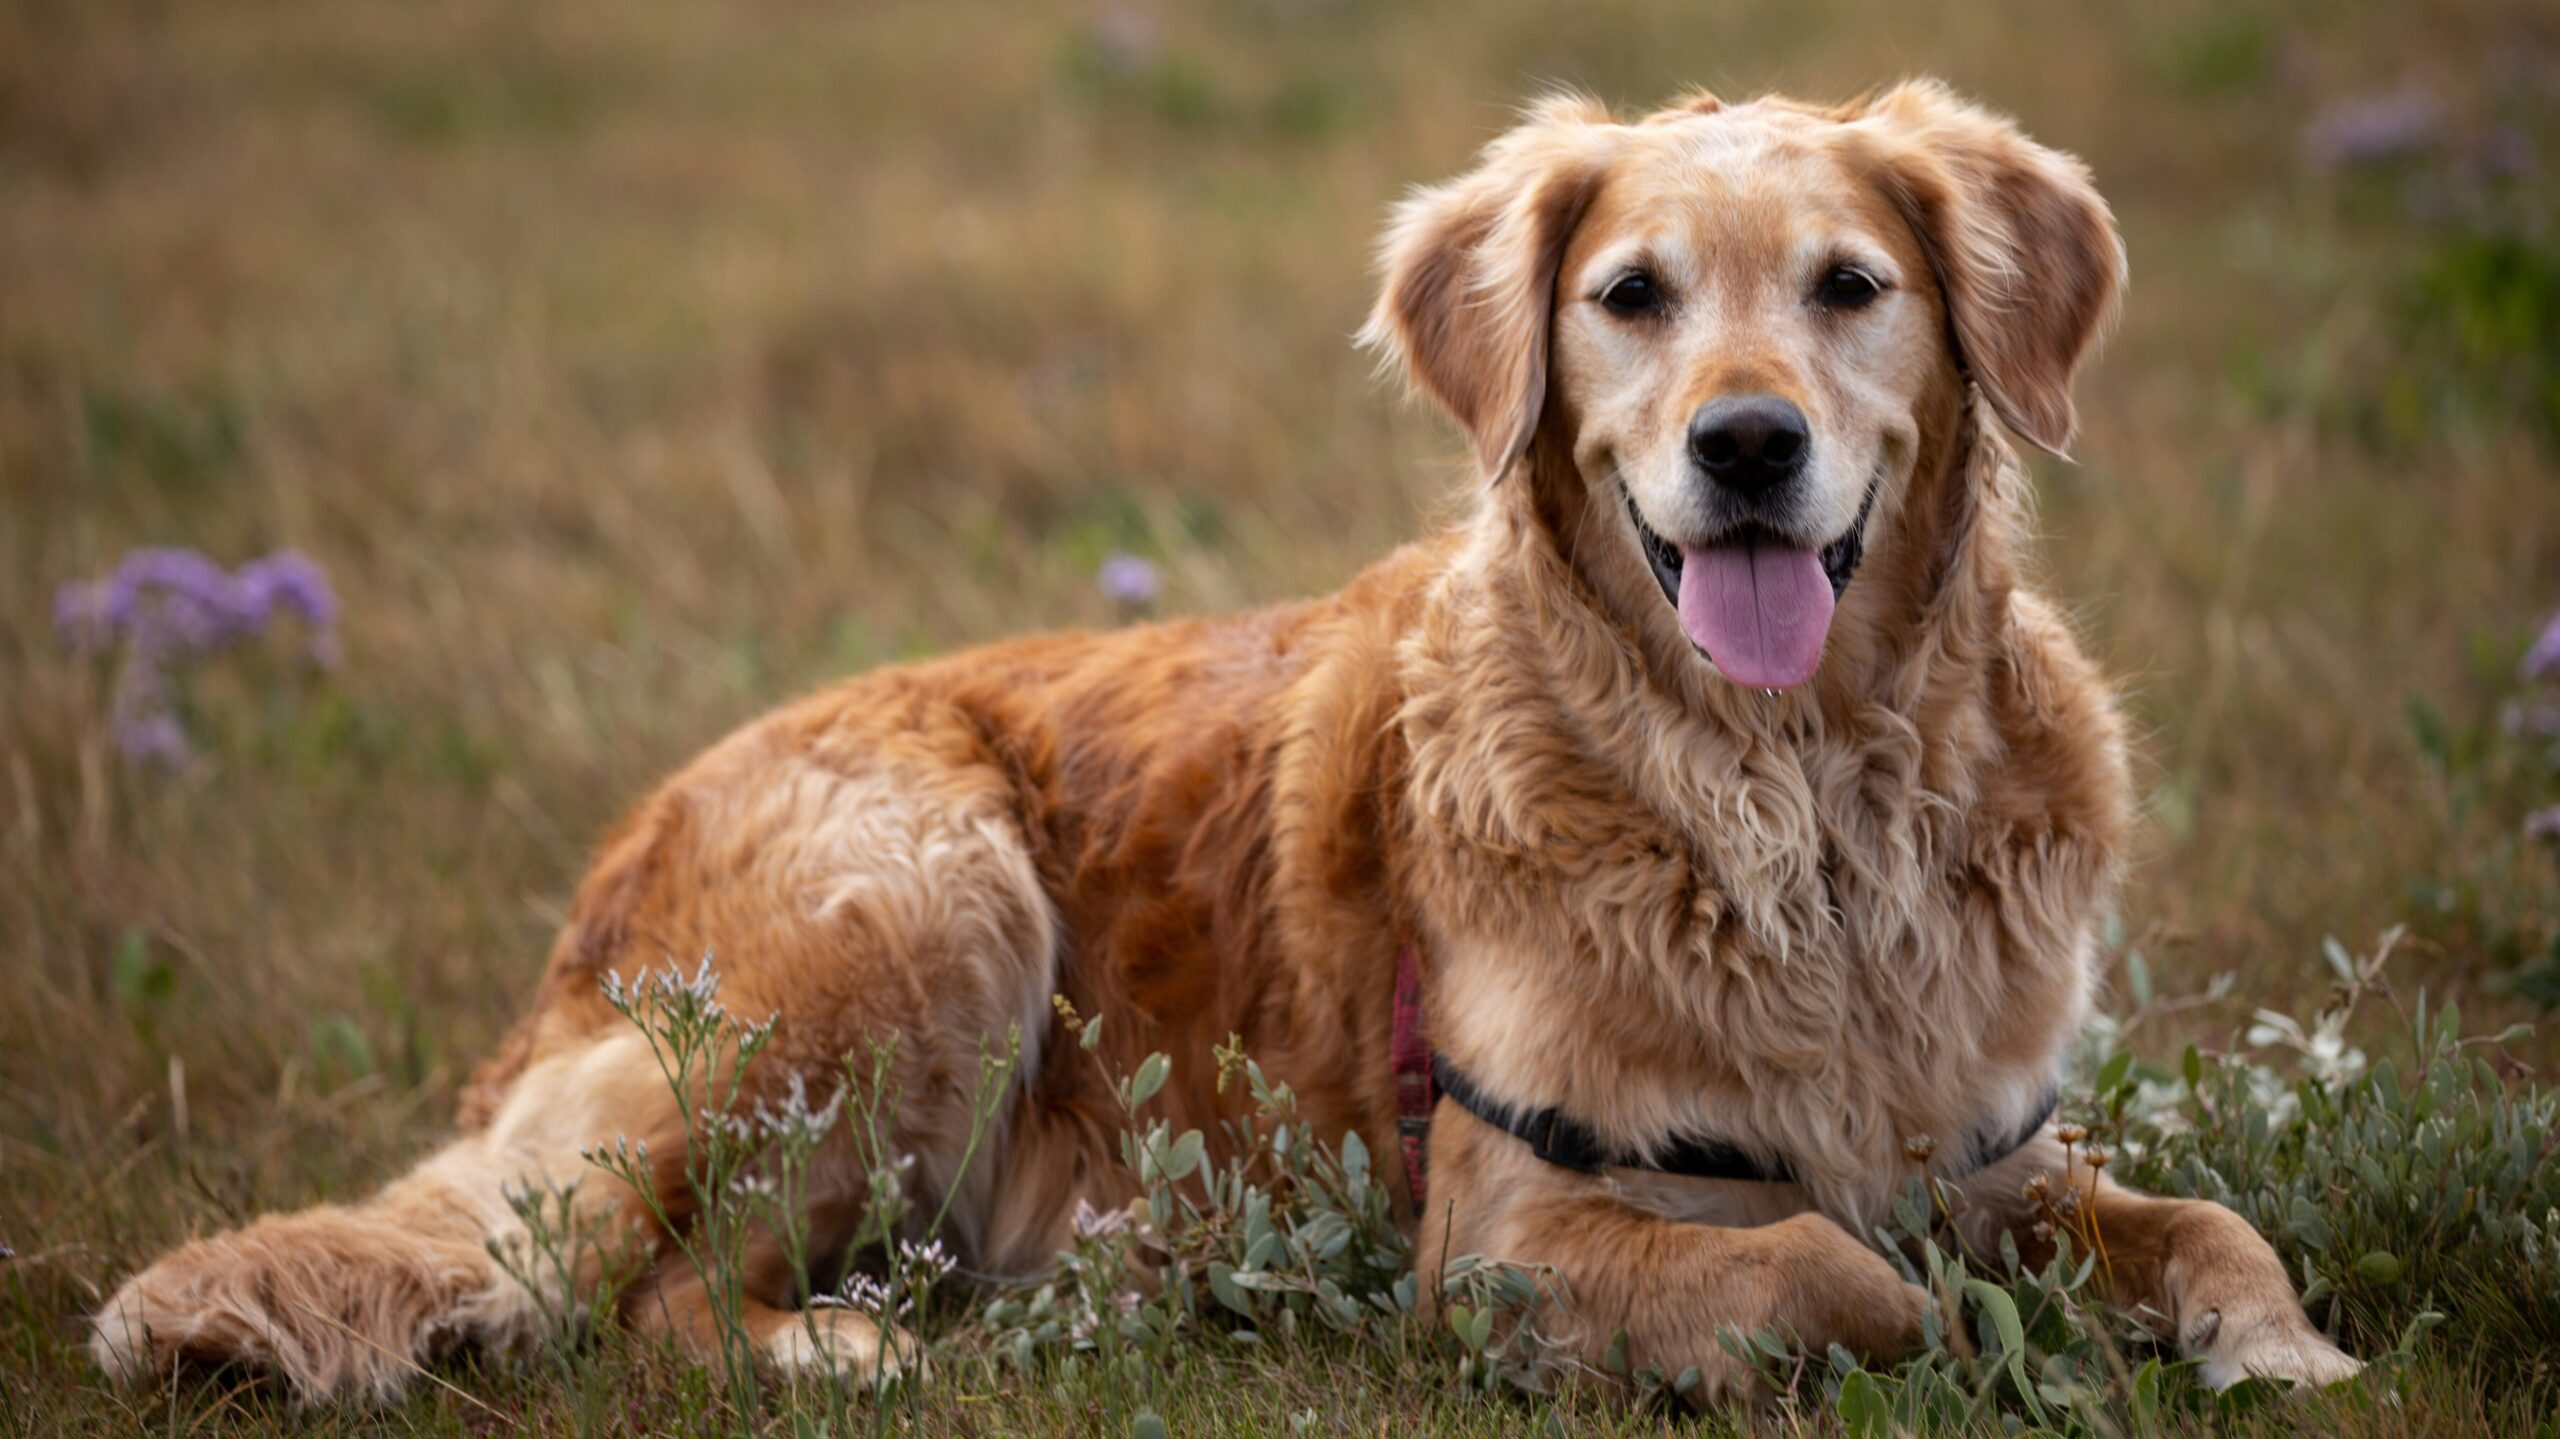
4;0;2558;1433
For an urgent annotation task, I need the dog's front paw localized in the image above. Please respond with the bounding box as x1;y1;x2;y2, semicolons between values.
2182;1307;2362;1391
1758;1214;1928;1362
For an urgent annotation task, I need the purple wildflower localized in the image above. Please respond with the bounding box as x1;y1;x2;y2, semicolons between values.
236;551;338;633
55;547;338;662
2524;611;2560;683
2503;699;2560;742
2472;125;2535;181
54;547;341;768
1097;552;1162;609
1085;6;1161;76
116;711;191;769
2528;806;2560;845
2303;85;2442;171
59;547;239;656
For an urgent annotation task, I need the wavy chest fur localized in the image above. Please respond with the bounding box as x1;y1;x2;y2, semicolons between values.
1395;512;2126;1228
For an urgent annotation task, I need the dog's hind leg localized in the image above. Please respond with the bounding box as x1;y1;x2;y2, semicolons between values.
94;712;1074;1403
90;1031;681;1403
621;1257;909;1383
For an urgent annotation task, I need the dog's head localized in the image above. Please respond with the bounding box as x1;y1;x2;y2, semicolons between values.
1363;82;2123;691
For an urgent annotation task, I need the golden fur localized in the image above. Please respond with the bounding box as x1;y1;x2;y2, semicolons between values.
94;81;2359;1403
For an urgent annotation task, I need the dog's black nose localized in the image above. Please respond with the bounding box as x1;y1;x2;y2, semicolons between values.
1688;395;1810;494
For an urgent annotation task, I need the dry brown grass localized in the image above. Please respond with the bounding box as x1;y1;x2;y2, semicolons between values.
3;0;2556;1431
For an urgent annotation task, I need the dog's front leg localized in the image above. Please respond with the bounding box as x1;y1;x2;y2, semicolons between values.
1950;1137;2363;1390
1419;1111;1926;1399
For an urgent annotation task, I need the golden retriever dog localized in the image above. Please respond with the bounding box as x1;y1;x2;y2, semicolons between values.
92;80;2362;1404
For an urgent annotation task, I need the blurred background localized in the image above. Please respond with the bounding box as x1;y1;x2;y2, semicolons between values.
1;0;2556;1383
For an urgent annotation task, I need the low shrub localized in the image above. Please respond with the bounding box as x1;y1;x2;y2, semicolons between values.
498;930;2554;1436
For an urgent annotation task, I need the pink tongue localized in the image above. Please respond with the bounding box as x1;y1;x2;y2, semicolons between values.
1676;537;1836;690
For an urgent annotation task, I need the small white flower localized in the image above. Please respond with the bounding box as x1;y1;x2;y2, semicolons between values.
835;1272;911;1319
681;953;721;1002
1071;1198;1129;1243
897;1237;957;1282
754;1072;845;1146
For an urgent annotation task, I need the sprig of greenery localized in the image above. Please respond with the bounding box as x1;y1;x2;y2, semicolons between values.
481;935;2553;1437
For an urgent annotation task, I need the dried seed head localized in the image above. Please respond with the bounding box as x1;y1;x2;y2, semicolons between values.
2084;1146;2111;1170
1902;1134;1938;1164
2056;1123;2089;1146
2021;1170;2052;1202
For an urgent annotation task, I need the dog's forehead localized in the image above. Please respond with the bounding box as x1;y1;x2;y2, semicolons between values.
1576;105;1901;283
1650;102;1841;180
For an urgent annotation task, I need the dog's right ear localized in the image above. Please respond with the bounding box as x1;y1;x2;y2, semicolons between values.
1359;97;1621;482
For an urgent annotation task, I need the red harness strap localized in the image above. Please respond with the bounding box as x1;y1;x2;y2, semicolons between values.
1391;944;1437;1211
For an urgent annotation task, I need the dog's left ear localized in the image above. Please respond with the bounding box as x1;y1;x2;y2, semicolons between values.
1359;97;1622;482
1849;81;2125;456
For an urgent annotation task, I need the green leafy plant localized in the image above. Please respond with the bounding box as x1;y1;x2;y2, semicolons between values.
470;934;2556;1437
2109;932;2556;1368
974;1005;1499;1426
1729;930;2556;1437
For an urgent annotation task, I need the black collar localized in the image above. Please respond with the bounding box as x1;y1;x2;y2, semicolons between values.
1429;1051;2057;1185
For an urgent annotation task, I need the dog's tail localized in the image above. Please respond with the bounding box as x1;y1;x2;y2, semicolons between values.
92;1033;665;1403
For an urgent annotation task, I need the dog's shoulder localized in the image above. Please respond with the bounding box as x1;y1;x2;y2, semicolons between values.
1977;585;2135;851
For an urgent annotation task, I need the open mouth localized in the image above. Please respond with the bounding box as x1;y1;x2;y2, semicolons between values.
1625;477;1879;690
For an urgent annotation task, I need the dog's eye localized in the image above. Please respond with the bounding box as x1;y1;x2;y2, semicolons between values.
1816;265;1883;309
1600;271;1663;317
